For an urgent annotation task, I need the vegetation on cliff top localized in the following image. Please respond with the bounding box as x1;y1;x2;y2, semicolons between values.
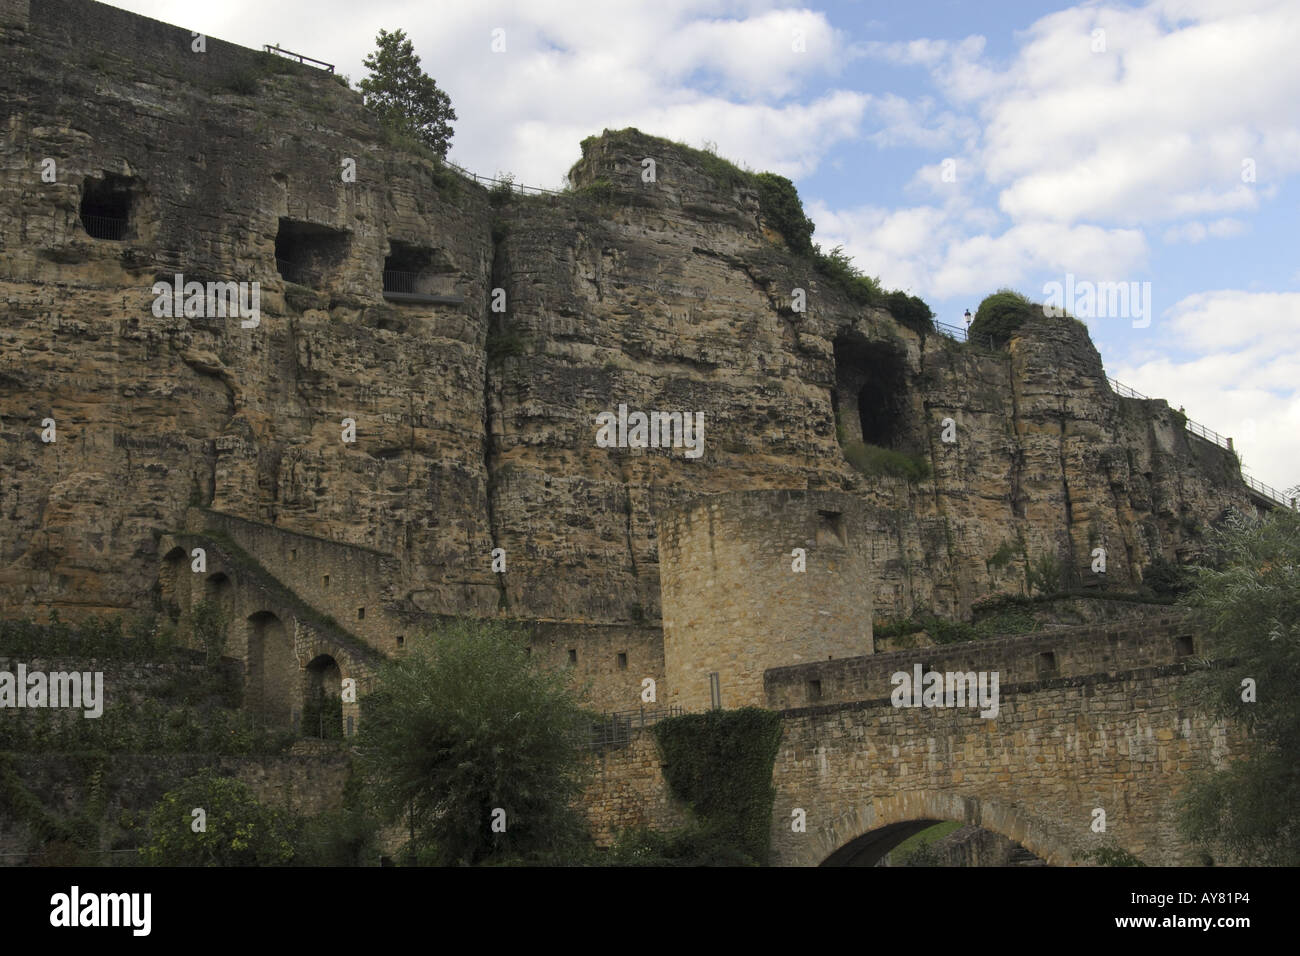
969;287;1090;347
360;28;457;157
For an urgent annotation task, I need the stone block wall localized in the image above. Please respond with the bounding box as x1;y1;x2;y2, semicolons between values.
769;661;1244;867
581;729;688;846
764;611;1198;709
194;509;405;653
658;489;874;710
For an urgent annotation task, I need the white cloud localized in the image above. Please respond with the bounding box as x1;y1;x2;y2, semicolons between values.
1162;217;1246;243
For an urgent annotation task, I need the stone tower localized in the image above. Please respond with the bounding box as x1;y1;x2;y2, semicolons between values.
657;490;874;710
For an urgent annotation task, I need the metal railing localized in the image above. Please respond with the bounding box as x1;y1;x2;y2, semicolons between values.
582;705;685;750
81;214;127;240
933;320;997;351
382;269;424;294
1243;474;1297;510
438;158;568;198
263;43;334;73
275;257;320;287
1108;378;1232;451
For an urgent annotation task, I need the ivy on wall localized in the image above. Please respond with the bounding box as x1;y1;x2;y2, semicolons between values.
652;707;783;864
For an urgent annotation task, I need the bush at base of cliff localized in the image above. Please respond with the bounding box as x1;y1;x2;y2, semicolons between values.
139;769;296;866
843;440;932;482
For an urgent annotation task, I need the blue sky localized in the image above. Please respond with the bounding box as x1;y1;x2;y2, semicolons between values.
111;0;1299;491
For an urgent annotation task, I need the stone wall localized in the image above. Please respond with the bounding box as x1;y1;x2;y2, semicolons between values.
658;490;874;710
193;508;406;653
764;611;1198;710
581;729;688;846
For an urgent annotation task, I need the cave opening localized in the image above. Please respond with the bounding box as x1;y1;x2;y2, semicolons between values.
79;173;137;240
832;336;910;450
275;218;350;287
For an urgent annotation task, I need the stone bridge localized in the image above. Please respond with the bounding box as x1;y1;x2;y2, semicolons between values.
587;614;1246;866
156;518;389;737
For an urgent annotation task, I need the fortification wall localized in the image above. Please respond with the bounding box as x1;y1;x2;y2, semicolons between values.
764;611;1198;709
658;490;874;710
581;729;688;846
191;509;409;652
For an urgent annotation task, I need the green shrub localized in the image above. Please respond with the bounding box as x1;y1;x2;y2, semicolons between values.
139;770;297;866
814;245;883;305
1142;555;1193;597
1078;843;1146;866
488;173;516;206
883;290;935;337
486;329;527;361
190;600;229;666
969;289;1038;346
753;172;814;256
606;821;754;866
843;440;931;482
574;177;616;203
225;70;260;95
1025;552;1064;596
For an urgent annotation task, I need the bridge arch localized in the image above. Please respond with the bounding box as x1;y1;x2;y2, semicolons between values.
247;610;296;729
303;653;343;738
790;792;1076;868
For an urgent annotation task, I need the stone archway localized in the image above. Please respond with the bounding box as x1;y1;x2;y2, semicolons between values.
204;571;232;617
782;791;1077;868
247;611;297;729
303;654;343;739
160;546;188;619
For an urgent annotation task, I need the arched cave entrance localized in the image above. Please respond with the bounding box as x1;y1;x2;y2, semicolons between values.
832;336;910;450
160;546;188;620
821;819;1047;867
247;611;297;730
204;571;232;612
303;654;343;739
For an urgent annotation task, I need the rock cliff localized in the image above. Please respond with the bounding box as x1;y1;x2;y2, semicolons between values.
0;0;1252;679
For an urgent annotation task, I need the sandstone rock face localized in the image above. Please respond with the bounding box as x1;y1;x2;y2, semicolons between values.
1;1;1254;699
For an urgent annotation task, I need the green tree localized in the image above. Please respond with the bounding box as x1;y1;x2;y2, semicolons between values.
354;619;592;865
139;770;296;866
1178;508;1300;864
190;599;227;666
359;28;456;156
